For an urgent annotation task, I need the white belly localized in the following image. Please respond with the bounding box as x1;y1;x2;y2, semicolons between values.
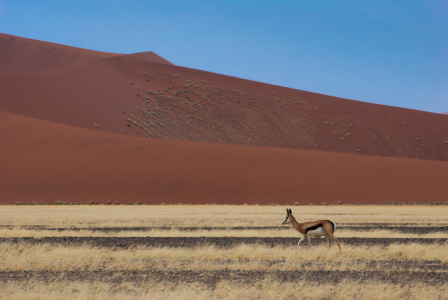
308;227;325;237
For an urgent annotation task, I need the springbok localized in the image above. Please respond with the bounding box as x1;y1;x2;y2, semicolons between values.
282;208;341;252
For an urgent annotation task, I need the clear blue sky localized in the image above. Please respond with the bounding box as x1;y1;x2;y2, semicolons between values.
1;0;447;113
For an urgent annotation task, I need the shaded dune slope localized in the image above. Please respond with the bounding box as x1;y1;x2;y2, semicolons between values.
1;55;447;160
1;110;447;204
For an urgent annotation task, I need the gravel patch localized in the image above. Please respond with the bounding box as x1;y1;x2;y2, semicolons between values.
1;269;447;287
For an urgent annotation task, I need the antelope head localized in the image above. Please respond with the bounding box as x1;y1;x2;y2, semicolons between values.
282;208;292;225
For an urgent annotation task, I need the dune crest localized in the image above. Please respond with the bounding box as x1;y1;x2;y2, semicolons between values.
122;51;174;65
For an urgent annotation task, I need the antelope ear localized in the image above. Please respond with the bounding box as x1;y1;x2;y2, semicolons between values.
286;208;288;213
288;209;292;214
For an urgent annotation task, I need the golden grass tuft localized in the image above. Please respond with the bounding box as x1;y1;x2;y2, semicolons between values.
1;242;447;272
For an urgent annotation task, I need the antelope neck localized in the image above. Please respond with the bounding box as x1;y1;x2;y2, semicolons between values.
290;215;301;232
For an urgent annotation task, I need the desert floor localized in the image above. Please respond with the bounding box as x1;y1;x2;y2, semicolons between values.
1;205;448;299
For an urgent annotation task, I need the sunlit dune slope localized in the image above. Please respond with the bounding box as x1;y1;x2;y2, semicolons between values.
0;53;447;160
1;109;447;204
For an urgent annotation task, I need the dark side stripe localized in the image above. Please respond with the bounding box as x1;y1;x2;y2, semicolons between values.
305;223;323;233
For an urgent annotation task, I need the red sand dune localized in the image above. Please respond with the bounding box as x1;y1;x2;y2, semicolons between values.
0;54;447;161
1;109;447;205
1;34;448;205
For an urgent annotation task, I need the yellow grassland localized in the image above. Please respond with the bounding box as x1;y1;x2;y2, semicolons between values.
1;205;448;228
2;205;448;299
1;242;448;272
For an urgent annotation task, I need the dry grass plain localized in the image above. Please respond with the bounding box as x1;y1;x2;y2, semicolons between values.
1;205;448;299
2;205;448;227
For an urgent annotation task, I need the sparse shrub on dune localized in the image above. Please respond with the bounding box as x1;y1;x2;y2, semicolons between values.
114;201;120;205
